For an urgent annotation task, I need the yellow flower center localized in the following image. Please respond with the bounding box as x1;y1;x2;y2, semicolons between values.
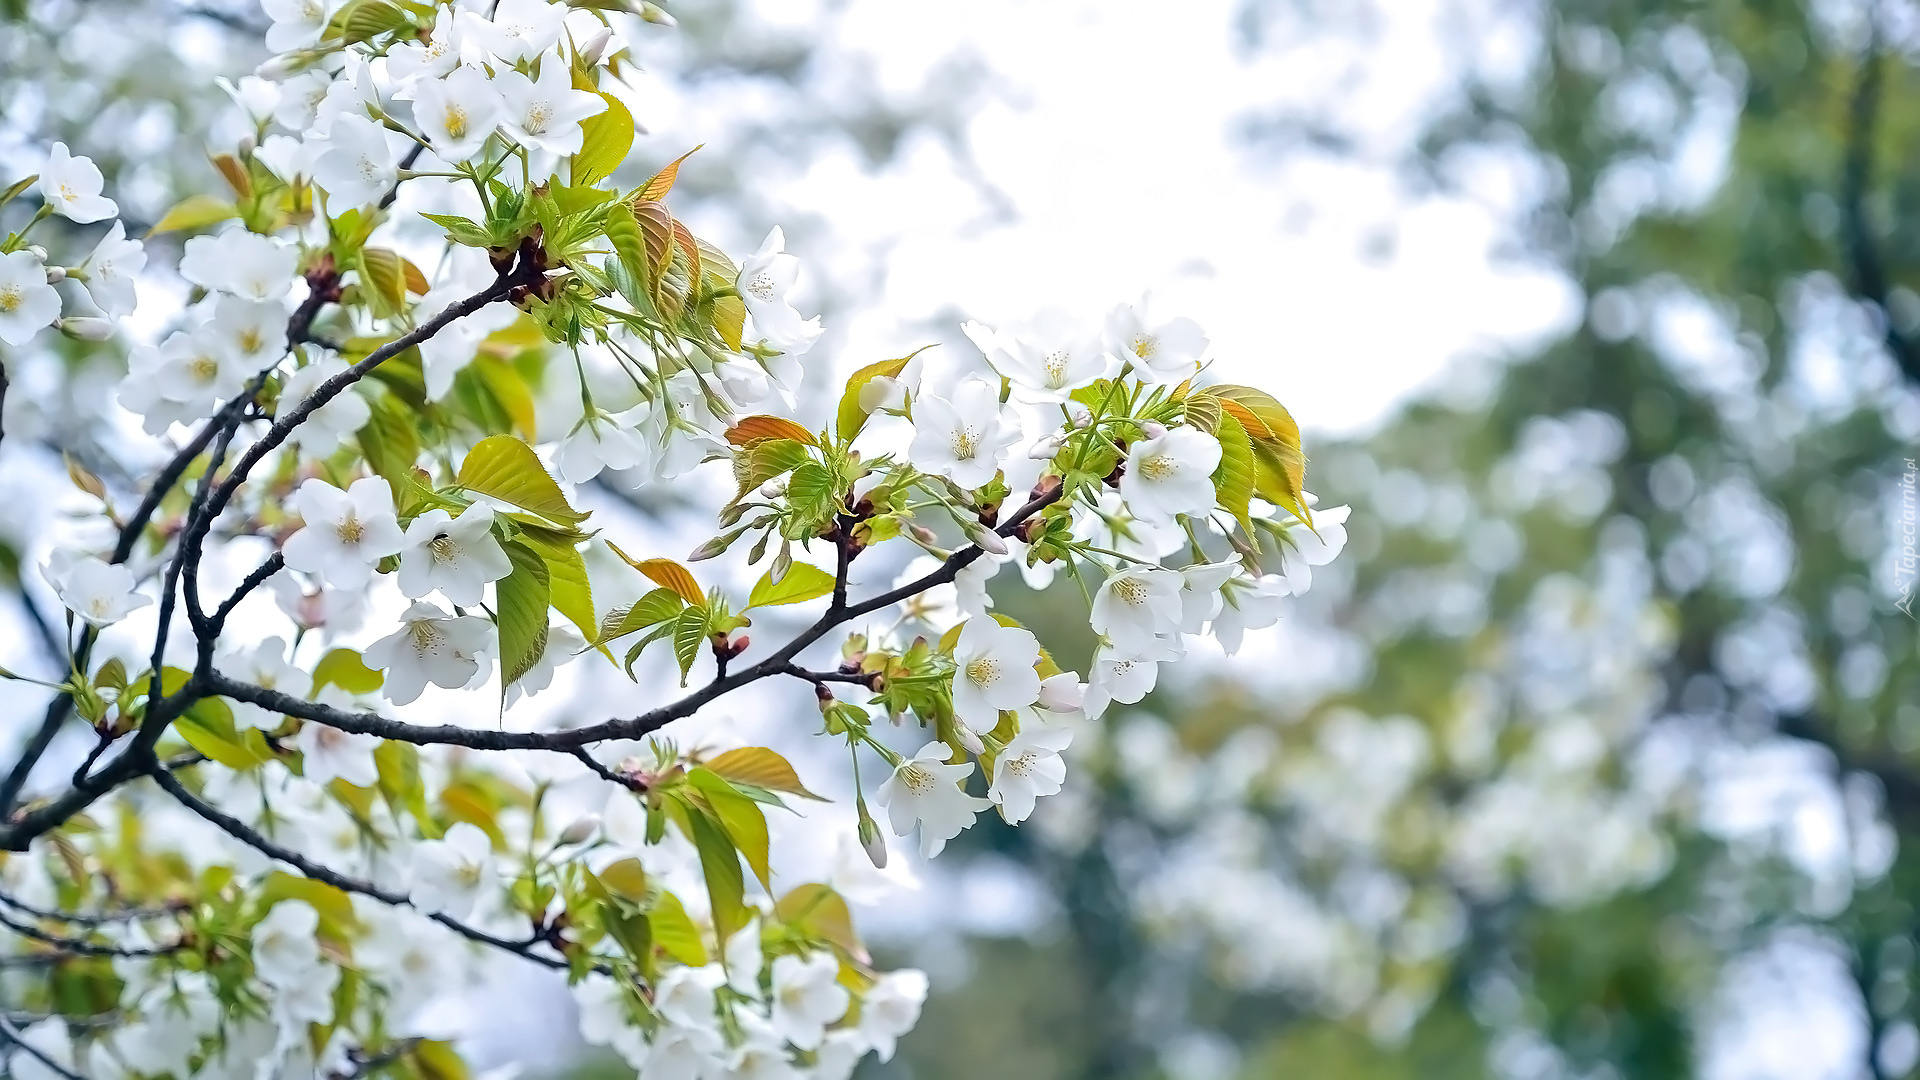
334;513;365;544
238;327;263;354
0;286;20;314
746;272;776;301
1005;751;1036;777
1114;577;1149;607
948;425;981;460
1129;332;1157;360
428;534;460;564
1139;453;1176;481
1043;350;1071;385
189;356;221;383
900;763;936;796
965;656;1001;687
524;102;552;134
58;183;77;204
408;619;444;654
442;104;468;140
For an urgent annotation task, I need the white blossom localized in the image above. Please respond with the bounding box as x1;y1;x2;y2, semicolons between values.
7;1017;75;1080
728;1013;803;1080
80;221;145;318
206;294;287;369
1177;560;1239;633
1103;299;1208;381
312;114;397;208
270;572;367;637
179;227;297;301
409;821;497;919
858;969;929;1062
1121;426;1221;524
271;959;339;1029
1088;566;1184;653
461;0;566;62
36;142;116;223
736;227;823;356
260;0;337;53
652;963;725;1030
272;70;334;131
557;410;649;484
723;918;764;997
221;636;310;729
52;556;150;627
989;722;1073;823
949;618;1042;728
875;742;989;859
364;600;494;705
505;622;584;706
494;56;607;155
907;375;1020;489
281;476;406;590
251;900;322;987
770;950;848;1050
962;315;1107;403
0;250;61;346
416;65;503;160
388;6;463;84
631;1022;724;1080
396;504;512;607
1081;638;1182;721
1211;573;1289;654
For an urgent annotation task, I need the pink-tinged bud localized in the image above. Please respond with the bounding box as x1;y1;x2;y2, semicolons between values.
857;799;888;869
558;814;600;846
688;533;731;562
1140;420;1168;440
57;317;112;342
816;684;836;709
580;25;614;65
1071;409;1094;429
966;522;1008;556
43;264;66;284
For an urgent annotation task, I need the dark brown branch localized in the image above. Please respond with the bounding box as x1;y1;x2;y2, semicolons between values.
0;1011;84;1080
149;767;571;971
0;910;181;959
0;892;183;928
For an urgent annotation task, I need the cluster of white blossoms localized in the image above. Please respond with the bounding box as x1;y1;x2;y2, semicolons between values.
0;0;1346;1077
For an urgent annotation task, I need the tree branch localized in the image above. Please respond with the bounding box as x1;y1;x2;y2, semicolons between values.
0;1011;84;1080
0;910;181;959
148;767;571;971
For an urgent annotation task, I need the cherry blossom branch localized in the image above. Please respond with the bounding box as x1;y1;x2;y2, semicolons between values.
0;892;184;927
0;909;182;959
208;552;285;641
148;767;573;971
0;1011;84;1080
197;480;1066;751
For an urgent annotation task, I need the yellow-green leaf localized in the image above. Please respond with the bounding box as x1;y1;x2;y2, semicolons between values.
649;891;708;966
671;605;708;686
497;542;551;686
597;587;685;644
705;747;825;801
571;81;633;188
638;145;702;203
1210;411;1257;536
148;194;237;236
834;351;923;443
688;768;772;892
688;807;748;941
310;648;383;695
457;435;587;525
598;857;650;900
774;883;862;958
607;546;704;605
746;562;834;609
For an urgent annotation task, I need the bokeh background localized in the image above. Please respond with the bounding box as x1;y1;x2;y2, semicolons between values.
8;0;1920;1077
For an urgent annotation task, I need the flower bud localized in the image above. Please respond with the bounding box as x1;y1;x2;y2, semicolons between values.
1140;420;1168;440
43;264;66;284
955;723;985;756
580;25;615;65
57;317;113;342
26;246;48;261
859;376;907;414
759;476;788;499
1028;433;1065;460
557;814;600;846
965;521;1008;556
688;532;733;562
1071;409;1094;429
856;801;889;870
254;55;302;80
639;2;677;25
1037;673;1084;712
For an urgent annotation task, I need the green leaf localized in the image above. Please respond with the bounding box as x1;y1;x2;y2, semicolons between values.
649;891;708;966
177;698;267;771
672;606;708;687
774;884;862;957
358;246;408;320
514;527;596;646
147;194;236;236
704;747;825;800
571;81;633;188
457;435;588;525
688;768;773;891
746;561;835;609
597;587;685;644
259;871;358;935
497;543;552;686
598;856;650;900
310;648;383;695
472;354;537;440
357;390;418;488
835;352;922;443
687;806;748;942
1210;411;1257;536
419;212;497;248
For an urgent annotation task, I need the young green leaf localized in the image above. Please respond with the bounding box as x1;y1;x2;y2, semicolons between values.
496;543;552;686
746;561;835;609
705;747;826;800
571;80;633;188
672;605;709;686
688;768;773;891
457;435;588;525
